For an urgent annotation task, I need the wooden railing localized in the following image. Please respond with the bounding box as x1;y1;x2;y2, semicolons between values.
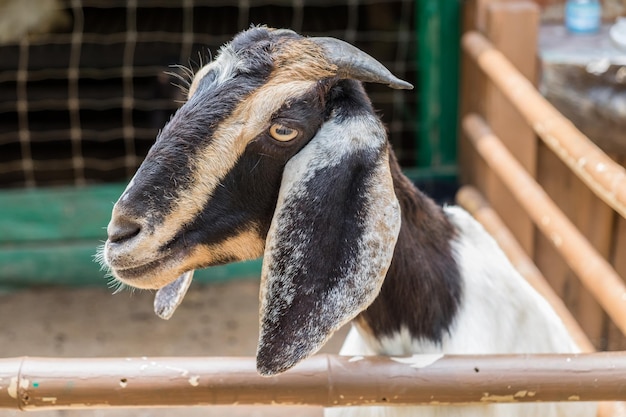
459;1;626;416
2;354;626;410
461;110;626;337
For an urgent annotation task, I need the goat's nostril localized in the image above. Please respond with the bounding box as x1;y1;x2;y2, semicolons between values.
108;216;142;244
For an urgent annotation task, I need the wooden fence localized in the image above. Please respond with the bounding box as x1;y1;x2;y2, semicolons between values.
1;354;626;410
460;0;626;351
459;0;626;415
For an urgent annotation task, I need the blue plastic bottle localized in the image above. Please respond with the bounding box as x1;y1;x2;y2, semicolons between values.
565;0;601;34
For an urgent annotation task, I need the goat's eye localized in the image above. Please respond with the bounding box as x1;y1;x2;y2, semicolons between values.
269;124;298;142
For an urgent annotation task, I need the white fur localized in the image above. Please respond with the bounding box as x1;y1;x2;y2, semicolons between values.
119;174;136;202
327;206;595;417
188;44;238;98
214;45;241;83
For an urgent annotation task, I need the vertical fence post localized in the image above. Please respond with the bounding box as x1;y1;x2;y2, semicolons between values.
535;143;615;349
610;192;626;350
417;0;461;179
466;1;540;255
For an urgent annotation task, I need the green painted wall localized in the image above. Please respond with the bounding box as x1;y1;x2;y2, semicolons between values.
416;0;461;179
0;184;261;289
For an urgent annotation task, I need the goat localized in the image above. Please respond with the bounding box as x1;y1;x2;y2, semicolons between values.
101;27;596;416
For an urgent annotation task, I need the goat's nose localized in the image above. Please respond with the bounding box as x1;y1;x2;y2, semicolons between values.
107;214;142;244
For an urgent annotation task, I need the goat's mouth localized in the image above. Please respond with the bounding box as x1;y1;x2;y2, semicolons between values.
113;253;175;280
105;244;190;290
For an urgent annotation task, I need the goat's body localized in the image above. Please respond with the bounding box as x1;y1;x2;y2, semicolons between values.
329;206;594;417
102;27;595;417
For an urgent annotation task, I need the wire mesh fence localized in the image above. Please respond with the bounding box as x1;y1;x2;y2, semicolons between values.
0;0;417;189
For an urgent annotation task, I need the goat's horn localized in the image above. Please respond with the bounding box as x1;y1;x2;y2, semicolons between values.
310;37;414;90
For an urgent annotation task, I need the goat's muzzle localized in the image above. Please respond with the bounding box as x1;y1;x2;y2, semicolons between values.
103;205;186;290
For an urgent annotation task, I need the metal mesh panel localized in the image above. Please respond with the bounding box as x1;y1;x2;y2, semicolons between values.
0;0;416;188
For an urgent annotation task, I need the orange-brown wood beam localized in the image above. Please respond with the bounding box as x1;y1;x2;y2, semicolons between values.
462;113;626;338
462;31;626;220
0;353;625;410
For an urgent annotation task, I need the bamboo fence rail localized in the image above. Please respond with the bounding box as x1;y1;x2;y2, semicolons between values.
462;113;626;337
0;353;625;410
462;30;626;220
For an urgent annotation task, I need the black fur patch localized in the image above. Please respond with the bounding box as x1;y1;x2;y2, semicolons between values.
326;79;375;121
358;151;462;345
320;78;462;346
257;148;381;374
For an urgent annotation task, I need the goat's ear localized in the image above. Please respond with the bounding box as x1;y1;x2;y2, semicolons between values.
256;115;401;376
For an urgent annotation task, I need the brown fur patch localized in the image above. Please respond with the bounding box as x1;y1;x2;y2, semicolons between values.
270;38;337;84
119;228;265;291
193;229;266;265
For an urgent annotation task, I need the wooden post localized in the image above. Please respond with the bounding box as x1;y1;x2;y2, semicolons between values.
535;147;615;348
460;0;539;255
609;156;626;351
482;1;539;256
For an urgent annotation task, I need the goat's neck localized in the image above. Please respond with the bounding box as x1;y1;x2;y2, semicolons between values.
355;150;462;350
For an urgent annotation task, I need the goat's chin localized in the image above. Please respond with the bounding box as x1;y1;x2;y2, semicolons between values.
111;266;184;290
103;239;207;290
107;253;193;290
